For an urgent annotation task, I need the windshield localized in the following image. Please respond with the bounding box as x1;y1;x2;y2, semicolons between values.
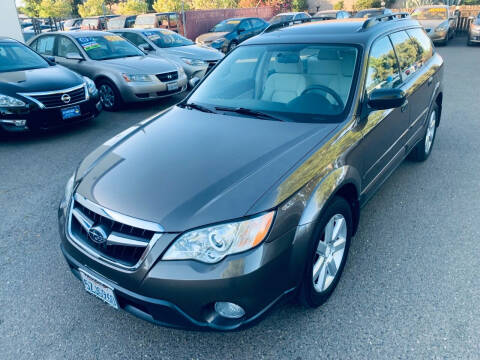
136;15;155;25
211;20;239;32
411;7;448;20
108;17;126;29
270;15;294;24
187;44;359;123
354;10;383;18
315;12;337;19
0;42;49;73
143;29;193;48
75;35;144;60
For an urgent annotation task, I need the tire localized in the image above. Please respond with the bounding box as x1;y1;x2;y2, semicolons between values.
408;103;439;162
227;41;238;53
467;37;473;46
96;79;122;111
298;196;353;308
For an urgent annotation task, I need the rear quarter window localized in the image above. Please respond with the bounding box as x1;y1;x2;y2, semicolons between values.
406;27;433;63
389;30;420;79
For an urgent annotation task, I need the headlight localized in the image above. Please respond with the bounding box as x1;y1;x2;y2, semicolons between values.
435;23;448;32
181;57;206;66
212;38;226;45
83;76;97;95
0;94;26;107
121;74;154;83
163;211;275;263
176;65;186;77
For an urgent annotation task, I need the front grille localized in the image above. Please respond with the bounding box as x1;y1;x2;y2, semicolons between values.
156;71;178;82
70;200;155;267
28;86;87;108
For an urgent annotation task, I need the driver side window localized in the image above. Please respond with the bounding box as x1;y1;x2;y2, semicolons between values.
365;36;402;94
57;36;80;58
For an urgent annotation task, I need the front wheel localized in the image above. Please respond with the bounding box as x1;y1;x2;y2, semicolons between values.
97;79;122;111
227;41;238;53
298;196;353;308
408;104;439;162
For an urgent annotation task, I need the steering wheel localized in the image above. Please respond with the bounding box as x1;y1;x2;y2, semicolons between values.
301;85;344;109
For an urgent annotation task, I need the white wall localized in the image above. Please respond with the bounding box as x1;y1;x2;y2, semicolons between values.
0;0;23;42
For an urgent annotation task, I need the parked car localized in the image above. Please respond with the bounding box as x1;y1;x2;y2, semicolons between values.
64;18;82;31
467;12;480;45
134;12;179;32
111;28;223;83
411;5;456;45
81;15;119;31
58;14;443;330
0;37;101;132
314;10;351;19
28;31;187;111
269;12;311;24
354;8;392;18
196;17;268;53
107;15;137;30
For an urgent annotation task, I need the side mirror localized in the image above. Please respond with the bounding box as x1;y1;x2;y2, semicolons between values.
368;88;406;110
44;55;55;63
66;52;84;61
189;77;200;88
139;43;153;52
237;28;245;33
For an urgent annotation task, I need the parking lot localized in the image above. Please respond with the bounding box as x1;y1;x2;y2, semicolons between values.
1;36;479;359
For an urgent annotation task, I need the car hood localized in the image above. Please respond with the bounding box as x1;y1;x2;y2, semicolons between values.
161;45;224;61
196;32;229;43
75;107;337;232
0;65;83;94
417;19;446;29
99;55;176;74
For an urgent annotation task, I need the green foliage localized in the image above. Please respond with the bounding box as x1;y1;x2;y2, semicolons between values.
189;0;237;9
333;1;344;10
37;0;73;18
153;0;189;12
355;0;381;10
292;0;307;11
117;0;148;15
462;0;480;4
78;0;107;17
20;0;42;17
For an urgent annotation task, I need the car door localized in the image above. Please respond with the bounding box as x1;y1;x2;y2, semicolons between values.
54;35;85;74
359;35;410;196
237;20;254;43
390;29;435;145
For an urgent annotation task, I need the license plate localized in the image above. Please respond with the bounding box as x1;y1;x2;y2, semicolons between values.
167;82;178;91
61;105;81;120
79;269;119;309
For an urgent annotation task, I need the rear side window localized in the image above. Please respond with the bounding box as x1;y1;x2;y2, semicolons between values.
407;28;433;63
389;31;419;79
365;36;402;93
34;36;55;55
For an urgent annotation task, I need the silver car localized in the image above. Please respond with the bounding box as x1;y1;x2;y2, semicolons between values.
411;5;456;45
111;28;224;84
28;31;188;111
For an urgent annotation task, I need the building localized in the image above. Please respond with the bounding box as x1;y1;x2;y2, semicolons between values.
1;0;23;42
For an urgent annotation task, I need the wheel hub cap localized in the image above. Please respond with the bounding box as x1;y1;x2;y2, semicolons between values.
425;110;436;154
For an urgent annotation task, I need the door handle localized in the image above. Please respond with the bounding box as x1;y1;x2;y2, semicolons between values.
401;100;408;113
428;77;433;86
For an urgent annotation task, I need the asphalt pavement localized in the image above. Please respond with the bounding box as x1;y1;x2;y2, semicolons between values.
1;36;479;359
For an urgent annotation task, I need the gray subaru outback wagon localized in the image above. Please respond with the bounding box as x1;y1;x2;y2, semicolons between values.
59;14;444;330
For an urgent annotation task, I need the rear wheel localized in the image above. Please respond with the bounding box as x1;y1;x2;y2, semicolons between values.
97;79;122;111
298;196;353;308
408;104;439;162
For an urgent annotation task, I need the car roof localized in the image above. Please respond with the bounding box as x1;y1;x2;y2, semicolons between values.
244;16;419;46
0;37;18;43
316;10;342;13
34;30;117;38
276;12;304;16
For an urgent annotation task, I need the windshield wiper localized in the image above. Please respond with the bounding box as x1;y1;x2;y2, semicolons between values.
214;106;284;121
180;102;216;113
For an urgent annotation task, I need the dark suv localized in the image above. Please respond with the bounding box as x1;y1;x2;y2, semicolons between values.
59;14;443;330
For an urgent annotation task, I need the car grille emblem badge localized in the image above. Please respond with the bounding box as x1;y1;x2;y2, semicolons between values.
167;74;172;79
61;94;71;104
88;225;108;245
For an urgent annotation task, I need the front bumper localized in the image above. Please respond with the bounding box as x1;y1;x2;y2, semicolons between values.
0;95;101;132
119;75;188;103
58;203;302;330
468;30;480;42
426;29;448;42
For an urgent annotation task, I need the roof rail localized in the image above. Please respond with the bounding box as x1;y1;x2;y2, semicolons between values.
263;17;311;33
361;12;410;30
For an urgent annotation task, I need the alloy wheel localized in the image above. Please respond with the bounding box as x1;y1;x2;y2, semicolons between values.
99;84;116;109
312;214;347;293
424;110;436;155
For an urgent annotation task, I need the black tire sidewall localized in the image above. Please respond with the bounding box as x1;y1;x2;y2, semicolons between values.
299;196;353;308
97;79;121;111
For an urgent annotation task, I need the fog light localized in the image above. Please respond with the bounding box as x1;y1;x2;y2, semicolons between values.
0;119;26;127
214;302;245;319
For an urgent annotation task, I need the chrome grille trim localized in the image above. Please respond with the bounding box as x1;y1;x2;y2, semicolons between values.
66;194;164;271
18;83;89;109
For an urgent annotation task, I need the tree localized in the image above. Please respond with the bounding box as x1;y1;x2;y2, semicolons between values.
20;0;42;17
37;0;73;18
153;0;190;12
238;0;256;7
292;0;307;11
355;0;381;10
78;0;107;17
117;0;148;15
333;0;344;10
